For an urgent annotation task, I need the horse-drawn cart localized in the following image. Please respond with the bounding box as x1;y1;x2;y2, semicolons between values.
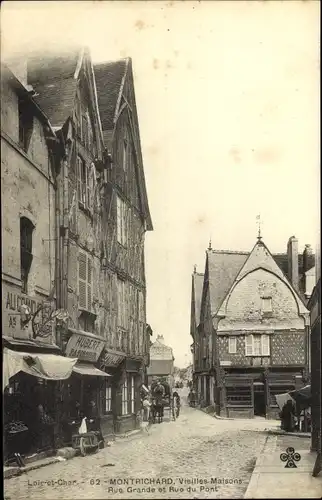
150;380;176;423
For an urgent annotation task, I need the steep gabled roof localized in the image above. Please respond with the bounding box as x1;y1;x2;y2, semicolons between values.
27;50;81;128
94;59;127;132
193;272;204;327
207;250;249;315
94;58;153;230
217;238;309;317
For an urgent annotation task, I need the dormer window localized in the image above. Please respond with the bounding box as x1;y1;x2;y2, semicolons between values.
261;297;272;317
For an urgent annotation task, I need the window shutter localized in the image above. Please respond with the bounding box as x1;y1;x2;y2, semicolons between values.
262;334;270;356
78;252;87;309
245;335;253;356
87;257;92;312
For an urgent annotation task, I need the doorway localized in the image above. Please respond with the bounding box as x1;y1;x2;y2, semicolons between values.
253;383;266;417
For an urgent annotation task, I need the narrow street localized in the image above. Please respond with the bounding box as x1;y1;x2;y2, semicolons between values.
5;395;279;500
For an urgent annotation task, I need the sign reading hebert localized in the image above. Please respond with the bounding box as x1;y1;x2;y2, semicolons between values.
65;334;105;362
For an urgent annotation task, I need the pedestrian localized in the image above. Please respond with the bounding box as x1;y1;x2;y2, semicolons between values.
173;391;181;417
152;379;165;421
87;400;104;449
280;400;295;432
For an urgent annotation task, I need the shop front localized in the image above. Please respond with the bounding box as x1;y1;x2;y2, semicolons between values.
61;329;111;445
99;348;126;438
3;338;77;464
114;357;144;434
221;368;303;419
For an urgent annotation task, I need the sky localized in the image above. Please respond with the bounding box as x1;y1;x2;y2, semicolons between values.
1;1;320;367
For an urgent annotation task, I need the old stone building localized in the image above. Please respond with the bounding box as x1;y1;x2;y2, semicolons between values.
147;335;175;387
191;235;312;418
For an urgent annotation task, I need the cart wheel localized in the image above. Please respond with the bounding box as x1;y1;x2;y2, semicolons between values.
79;437;86;457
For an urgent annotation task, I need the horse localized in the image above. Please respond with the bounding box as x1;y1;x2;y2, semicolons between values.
150;400;163;424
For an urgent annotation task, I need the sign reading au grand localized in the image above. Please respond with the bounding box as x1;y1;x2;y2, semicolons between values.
2;282;53;341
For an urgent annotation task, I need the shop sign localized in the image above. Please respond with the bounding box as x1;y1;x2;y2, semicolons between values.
102;350;125;367
65;334;105;362
2;282;53;342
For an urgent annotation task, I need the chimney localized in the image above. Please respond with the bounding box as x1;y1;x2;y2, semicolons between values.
156;335;164;344
287;236;299;290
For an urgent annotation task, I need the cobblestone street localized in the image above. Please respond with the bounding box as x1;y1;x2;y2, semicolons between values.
4;401;279;500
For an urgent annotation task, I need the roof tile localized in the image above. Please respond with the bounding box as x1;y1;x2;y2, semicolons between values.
207;250;249;313
94;60;127;131
27;51;80;127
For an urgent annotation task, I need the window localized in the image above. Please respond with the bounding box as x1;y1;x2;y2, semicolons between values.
77;157;93;211
253;336;261;356
121;375;135;415
18;97;33;152
78;251;92;311
87;113;93;152
228;336;237;354
116;196;127;246
123;140;128;171
121;377;128;415
75;98;82;138
20;217;34;293
77;156;86;206
102;380;112;414
130;375;135;414
78;311;95;333
138;290;145;348
82;113;87;146
117;279;126;328
245;334;270;356
261;297;272;316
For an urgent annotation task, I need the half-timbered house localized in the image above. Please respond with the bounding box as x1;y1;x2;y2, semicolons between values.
25;49;153;438
94;58;153;434
194;235;311;418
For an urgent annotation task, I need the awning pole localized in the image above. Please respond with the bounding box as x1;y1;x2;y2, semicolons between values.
80;378;84;411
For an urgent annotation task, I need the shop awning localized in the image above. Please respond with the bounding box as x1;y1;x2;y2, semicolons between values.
72;363;112;377
3;347;78;390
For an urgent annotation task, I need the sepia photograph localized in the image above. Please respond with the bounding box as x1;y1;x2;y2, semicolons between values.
1;1;321;498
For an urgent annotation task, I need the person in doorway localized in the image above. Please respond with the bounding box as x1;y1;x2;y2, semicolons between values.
87;400;104;449
280;400;295;432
